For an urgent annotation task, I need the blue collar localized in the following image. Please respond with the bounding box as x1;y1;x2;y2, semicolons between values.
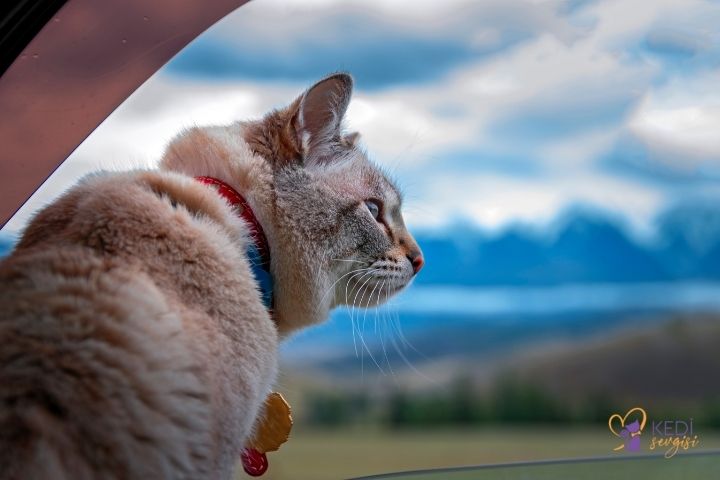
246;242;274;310
195;176;274;312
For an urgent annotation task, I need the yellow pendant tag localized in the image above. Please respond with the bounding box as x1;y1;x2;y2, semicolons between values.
247;392;293;453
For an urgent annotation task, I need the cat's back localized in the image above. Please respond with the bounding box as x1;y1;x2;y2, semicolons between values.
0;170;278;479
0;243;213;479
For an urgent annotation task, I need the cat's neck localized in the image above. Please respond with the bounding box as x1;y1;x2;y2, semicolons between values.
195;175;274;311
160;124;331;338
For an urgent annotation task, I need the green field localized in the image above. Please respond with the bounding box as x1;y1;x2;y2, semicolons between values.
237;427;720;480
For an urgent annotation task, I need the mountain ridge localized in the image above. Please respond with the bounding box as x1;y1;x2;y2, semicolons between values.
2;201;720;285
416;204;720;286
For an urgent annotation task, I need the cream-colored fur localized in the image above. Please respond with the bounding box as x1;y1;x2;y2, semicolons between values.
0;74;422;479
1;170;277;479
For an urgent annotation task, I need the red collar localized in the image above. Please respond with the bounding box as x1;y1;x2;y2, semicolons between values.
195;176;271;268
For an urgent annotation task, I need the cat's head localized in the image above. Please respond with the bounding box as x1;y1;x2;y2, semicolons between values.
243;74;423;333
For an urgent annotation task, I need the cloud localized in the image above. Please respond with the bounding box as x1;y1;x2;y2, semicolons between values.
401;170;666;236
643;28;708;59
166;0;581;90
635;2;720;67
1;76;299;233
627;71;720;165
168;31;481;90
4;0;720;238
490;90;631;142
346;22;651;173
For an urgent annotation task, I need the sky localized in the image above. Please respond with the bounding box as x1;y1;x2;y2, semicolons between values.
3;0;720;239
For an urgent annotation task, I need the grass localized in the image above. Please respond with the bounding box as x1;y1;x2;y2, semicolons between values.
377;455;720;480
236;427;720;480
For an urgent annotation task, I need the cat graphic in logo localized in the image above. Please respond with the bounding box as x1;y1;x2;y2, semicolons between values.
609;407;647;452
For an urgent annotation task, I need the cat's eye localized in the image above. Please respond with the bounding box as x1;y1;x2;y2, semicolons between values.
364;199;382;221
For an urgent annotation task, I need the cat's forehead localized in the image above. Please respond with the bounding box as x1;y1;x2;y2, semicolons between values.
366;164;401;205
321;149;401;205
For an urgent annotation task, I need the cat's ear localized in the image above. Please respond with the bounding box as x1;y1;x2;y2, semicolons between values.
343;132;361;147
244;73;354;169
293;73;353;161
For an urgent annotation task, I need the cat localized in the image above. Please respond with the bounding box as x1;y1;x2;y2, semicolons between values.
0;73;423;479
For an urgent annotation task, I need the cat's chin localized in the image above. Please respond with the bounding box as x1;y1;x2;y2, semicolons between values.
366;280;410;307
384;281;409;296
335;279;409;309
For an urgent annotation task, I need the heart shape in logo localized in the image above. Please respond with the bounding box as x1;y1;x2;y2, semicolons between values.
609;407;647;451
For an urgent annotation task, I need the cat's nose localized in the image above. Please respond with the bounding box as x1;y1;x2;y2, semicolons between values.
407;250;424;275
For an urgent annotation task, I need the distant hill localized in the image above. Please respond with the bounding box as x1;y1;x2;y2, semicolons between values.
498;314;720;406
3;201;719;283
3;201;720;283
416;203;720;286
280;315;720;430
656;203;720;278
283;314;720;407
283;309;688;379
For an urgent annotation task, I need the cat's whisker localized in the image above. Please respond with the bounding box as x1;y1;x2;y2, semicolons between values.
374;303;380;335
348;269;373;308
330;268;366;359
324;267;374;361
388;302;408;346
358;326;385;376
343;268;373;305
330;258;367;264
388;326;435;384
360;278;381;366
391;305;427;360
350;270;376;321
383;283;399;378
346;268;379;359
375;280;396;378
353;272;385;375
380;283;416;353
363;278;381;319
319;266;372;306
345;269;374;321
342;268;376;357
383;290;434;384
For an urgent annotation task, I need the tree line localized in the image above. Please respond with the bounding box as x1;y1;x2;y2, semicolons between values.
302;377;720;429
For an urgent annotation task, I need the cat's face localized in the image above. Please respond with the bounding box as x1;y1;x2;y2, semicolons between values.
329;166;423;308
245;74;423;311
275;148;423;309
